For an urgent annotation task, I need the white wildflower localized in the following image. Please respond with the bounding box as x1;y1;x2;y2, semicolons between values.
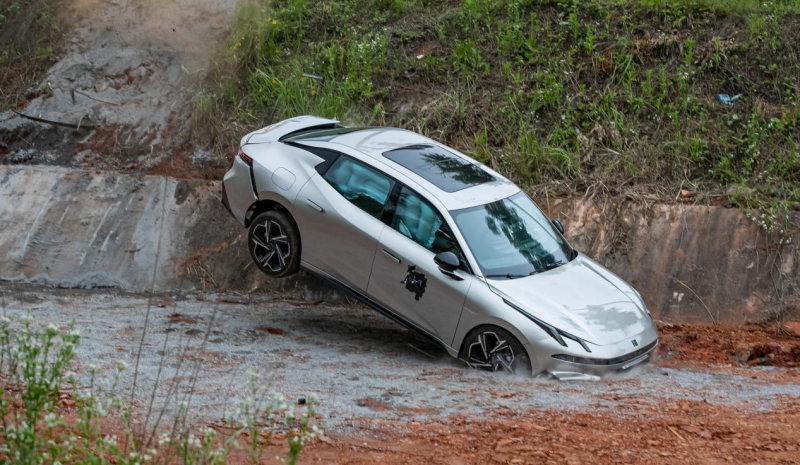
158;433;171;445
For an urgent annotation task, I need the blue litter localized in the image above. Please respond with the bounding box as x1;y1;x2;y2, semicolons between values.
718;94;741;106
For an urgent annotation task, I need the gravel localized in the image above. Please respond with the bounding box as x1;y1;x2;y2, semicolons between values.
3;285;799;433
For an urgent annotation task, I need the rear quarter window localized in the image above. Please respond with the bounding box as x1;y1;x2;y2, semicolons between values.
323;157;395;219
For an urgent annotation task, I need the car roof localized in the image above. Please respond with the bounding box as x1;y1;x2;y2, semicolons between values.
295;127;520;210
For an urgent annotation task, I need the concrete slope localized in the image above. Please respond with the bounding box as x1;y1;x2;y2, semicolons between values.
1;164;797;324
0;164;330;298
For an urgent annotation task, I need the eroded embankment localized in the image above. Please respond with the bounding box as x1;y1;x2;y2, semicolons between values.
0;0;238;173
547;197;800;324
0;164;798;325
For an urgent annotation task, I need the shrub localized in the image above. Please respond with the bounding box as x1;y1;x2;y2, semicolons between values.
0;314;321;464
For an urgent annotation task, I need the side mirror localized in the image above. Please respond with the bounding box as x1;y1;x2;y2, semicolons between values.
434;251;460;272
551;218;565;235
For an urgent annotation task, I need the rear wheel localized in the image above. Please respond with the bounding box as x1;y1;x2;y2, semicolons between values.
248;210;301;277
463;326;531;376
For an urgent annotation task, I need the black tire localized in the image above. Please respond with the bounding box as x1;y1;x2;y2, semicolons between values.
462;326;532;376
248;210;301;278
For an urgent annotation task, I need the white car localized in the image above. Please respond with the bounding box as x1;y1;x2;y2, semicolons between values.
221;115;658;378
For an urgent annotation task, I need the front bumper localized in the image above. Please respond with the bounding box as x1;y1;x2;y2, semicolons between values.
550;338;658;366
526;325;659;380
547;340;657;380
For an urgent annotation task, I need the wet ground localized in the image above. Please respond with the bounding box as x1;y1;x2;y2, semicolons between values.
3;283;800;463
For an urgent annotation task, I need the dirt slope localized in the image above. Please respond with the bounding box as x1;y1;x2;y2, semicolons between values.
0;0;238;170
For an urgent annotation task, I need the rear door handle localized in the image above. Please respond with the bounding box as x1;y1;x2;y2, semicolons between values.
305;199;323;212
382;249;401;263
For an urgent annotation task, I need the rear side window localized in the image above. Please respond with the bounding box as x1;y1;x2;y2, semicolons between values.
323;157;395;219
391;187;460;256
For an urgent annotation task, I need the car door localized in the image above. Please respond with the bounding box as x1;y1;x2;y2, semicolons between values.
293;154;394;292
367;186;473;346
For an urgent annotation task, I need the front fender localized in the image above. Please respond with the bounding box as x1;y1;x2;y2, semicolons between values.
453;279;552;366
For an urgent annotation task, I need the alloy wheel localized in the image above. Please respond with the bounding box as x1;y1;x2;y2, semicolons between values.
251;220;291;273
467;331;516;373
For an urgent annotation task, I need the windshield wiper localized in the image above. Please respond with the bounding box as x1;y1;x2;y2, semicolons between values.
486;261;568;280
485;273;529;279
529;260;566;276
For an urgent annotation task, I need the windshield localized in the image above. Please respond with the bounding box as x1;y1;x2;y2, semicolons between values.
451;192;574;279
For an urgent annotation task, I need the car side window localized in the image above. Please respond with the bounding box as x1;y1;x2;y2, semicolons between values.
323;157;395;219
391;187;460;256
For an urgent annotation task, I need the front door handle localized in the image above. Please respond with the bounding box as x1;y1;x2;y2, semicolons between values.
305;199;323;212
382;249;401;263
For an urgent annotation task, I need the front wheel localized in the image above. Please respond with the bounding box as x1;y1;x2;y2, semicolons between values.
463;326;531;375
248;210;301;278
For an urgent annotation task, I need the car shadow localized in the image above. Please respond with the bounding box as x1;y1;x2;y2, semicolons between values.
259;304;457;366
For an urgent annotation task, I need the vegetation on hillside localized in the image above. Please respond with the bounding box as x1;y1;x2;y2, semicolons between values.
0;0;63;110
199;0;800;228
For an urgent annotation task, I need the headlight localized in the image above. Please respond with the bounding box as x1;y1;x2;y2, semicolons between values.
503;299;591;353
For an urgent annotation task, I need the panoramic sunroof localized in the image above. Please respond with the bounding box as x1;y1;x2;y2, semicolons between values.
383;144;494;193
284;127;366;142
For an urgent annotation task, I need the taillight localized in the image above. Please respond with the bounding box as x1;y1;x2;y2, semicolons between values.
238;149;253;165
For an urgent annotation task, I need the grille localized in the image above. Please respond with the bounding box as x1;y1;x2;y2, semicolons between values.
552;339;658;366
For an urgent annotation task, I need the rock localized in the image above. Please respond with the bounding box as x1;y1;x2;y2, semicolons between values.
785;321;800;335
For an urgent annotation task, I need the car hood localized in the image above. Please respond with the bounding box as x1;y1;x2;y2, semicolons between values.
487;254;651;346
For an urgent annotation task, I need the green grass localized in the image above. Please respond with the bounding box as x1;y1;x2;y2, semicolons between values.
0;0;63;109
0;0;58;61
198;0;800;225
